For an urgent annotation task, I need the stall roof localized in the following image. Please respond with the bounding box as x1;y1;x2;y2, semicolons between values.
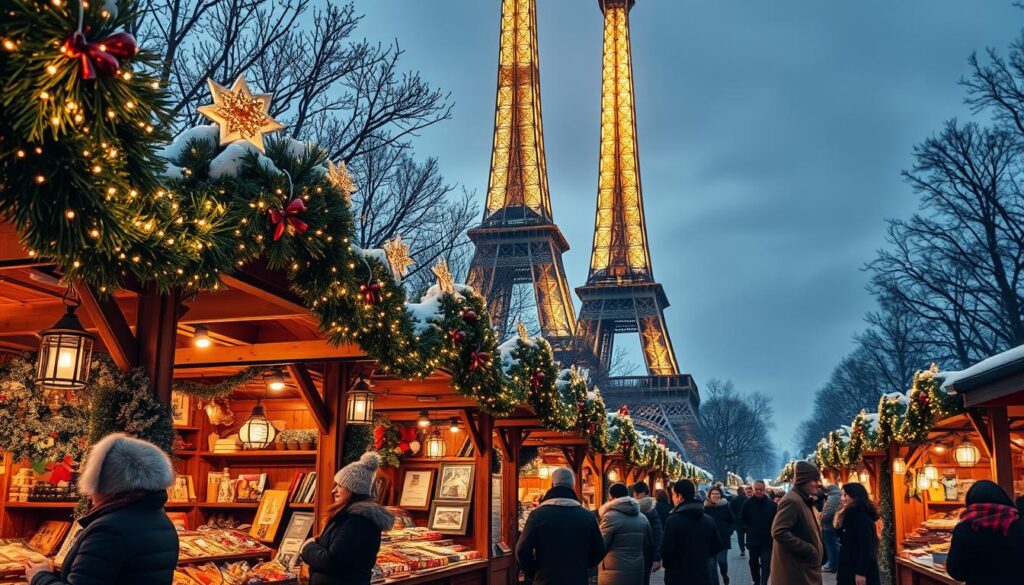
941;344;1024;407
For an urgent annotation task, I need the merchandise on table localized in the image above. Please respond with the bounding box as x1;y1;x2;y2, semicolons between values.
177;528;273;562
0;541;49;576
899;509;960;575
372;510;482;580
173;560;298;585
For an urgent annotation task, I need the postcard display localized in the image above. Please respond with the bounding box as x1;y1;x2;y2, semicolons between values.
0;393;323;584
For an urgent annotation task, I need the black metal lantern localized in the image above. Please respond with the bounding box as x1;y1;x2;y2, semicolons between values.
36;302;94;390
346;376;375;424
425;429;446;459
239;400;278;449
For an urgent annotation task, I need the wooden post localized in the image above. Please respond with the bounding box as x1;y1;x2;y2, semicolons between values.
988;406;1014;496
315;362;345;532
572;446;585;500
473;413;495;558
592;452;606;506
498;428;522;585
136;288;181;404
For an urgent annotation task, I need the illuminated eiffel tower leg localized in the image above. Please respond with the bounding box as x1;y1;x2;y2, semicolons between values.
576;0;699;454
467;0;577;349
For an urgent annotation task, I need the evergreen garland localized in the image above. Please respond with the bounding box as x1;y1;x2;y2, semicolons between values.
878;458;896;585
342;424;374;466
174;367;264;401
87;355;173;453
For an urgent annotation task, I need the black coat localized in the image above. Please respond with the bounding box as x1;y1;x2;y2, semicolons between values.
661;501;723;585
655;500;672;528
516;486;605;585
946;515;1024;585
739;496;777;547
704;500;736;549
301;500;393;585
637;497;663;563
729;494;748;529
835;507;881;585
31;491;178;585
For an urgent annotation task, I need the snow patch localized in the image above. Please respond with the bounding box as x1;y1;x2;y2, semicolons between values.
939;343;1024;392
209;142;279;179
881;392;909;405
157;125;220;178
497;338;521;371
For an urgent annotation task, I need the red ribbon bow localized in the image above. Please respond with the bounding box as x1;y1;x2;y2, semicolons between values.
269;198;308;241
469;350;491;371
63;31;137;80
530;370;547;390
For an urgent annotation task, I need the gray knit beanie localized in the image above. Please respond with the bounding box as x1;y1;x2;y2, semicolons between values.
551;467;574;489
334;451;380;495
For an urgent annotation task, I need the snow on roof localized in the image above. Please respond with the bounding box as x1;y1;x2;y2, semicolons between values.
881;391;909;405
862;413;880;433
497;337;521;371
939;343;1024;392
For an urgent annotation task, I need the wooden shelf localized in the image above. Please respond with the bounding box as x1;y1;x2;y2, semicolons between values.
290;503;315;509
174;426;201;432
176;450;198;457
5;502;78;508
165;502;196;509
198;502;260;509
926;500;965;506
199;450;317;461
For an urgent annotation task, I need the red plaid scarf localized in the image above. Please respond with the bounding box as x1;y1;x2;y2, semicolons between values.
961;503;1020;536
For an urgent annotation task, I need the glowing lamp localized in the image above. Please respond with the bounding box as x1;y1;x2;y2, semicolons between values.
36;304;94;390
954;437;980;467
654;479;664;490
417;410;431;428
425;430;446;459
539;465;550;479
345;377;374;425
891;458;907;475
193;326;211;348
916;471;931;491
607;469;619;482
858;469;870;484
923;464;939;481
448;418;460;433
264;368;286;392
238;400;277;449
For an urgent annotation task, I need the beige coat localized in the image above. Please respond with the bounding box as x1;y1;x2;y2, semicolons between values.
770;487;823;585
598;497;651;585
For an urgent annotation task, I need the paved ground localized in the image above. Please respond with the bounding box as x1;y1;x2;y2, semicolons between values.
649;536;838;585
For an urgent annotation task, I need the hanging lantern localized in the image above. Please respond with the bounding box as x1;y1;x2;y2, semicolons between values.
915;470;932;491
36;303;95;390
345;376;374;425
238;400;277;449
923;463;939;481
858;469;870;484
891;457;907;474
264;368;286;392
538;465;550;479
954;437;980;467
417;410;431;428
425;430;446;459
607;469;619;482
193;326;212;348
448;418;460;433
654;479;664;491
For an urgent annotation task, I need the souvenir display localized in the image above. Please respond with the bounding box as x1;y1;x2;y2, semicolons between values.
250;490;288;543
0;542;49;577
27;521;71;556
177;529;272;562
275;512;314;571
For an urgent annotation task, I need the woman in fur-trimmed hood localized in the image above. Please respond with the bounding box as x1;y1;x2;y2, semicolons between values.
598;483;652;585
301;452;394;585
25;433;179;585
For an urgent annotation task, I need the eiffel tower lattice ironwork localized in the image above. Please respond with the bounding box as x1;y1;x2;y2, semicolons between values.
467;0;578;347
577;0;699;455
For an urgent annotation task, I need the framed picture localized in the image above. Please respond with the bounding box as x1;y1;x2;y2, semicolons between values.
428;502;471;535
436;463;475;503
27;521;71;556
250;489;288;543
276;512;315;571
170;391;191;427
53;522;83;568
398;469;434;511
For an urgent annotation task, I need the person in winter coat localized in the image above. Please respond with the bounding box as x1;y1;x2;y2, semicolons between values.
631;481;663;585
704;486;736;585
517;468;606;585
24;433;179;585
301;452;394;585
598;482;651;585
662;479;723;585
655;489;673;528
946;479;1024;585
770;460;824;585
834;482;880;585
730;486;749;557
819;484;841;573
740;480;777;585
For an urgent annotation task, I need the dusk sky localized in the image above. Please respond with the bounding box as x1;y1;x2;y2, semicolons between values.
358;1;1023;452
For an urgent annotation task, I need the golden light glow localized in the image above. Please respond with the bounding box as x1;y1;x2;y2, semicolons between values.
383;236;414;280
326;159;357;204
640;316;678;375
483;0;553;223
588;2;653;283
197;76;285;153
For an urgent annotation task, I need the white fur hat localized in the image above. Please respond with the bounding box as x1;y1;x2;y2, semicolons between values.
78;433;175;496
334;451;380;496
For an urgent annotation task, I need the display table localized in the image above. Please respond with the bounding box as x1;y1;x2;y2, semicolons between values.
896;557;963;585
382;559;488;585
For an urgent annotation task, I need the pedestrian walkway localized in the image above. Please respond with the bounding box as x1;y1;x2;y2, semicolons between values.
649;540;838;585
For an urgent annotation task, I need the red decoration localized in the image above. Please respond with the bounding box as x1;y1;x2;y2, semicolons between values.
461;309;478;323
449;329;467;344
46;456;75;485
373;425;386;450
918;392;929;404
269;198;308;241
469;350;491;371
63;31;137;80
360;282;382;306
530;370;546;390
618;405;630;417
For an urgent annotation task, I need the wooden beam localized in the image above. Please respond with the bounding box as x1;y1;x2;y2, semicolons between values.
988;406;1015;497
287;364;330;435
494;417;542;429
220;270;308;314
494;428;512;461
174;340;363;367
136;288;181;404
77;284;137;370
471;414;494;560
461;409;484;455
966;409;995;459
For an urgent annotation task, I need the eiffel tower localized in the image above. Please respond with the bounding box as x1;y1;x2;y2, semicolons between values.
576;0;699;455
467;0;578;348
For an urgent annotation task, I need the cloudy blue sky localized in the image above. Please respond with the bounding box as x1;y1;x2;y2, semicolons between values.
357;1;1023;451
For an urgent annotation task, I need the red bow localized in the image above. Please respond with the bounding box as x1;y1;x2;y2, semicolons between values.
269;198;308;241
469;350;491;371
361;282;382;306
63;31;137;80
530;370;547;390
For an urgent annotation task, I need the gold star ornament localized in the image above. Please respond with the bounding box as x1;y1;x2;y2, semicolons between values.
516;321;530;342
383;236;414;280
431;258;455;295
326;159;357;204
197;75;285;153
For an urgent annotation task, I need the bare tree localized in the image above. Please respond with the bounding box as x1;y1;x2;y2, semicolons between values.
692;379;776;481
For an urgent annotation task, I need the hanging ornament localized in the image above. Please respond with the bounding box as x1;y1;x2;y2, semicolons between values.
326;159;357;204
516;321;530;342
461;309;478;323
62;30;137;80
268;198;308;241
360;281;383;306
449;329;467;344
197;76;285;153
431;259;456;295
469;350;491;371
204;399;234;427
46;456;76;485
618;405;630;417
382;236;415;280
530;370;546;390
918;392;929;405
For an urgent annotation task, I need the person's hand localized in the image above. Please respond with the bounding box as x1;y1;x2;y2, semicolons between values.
855;575;867;585
652;561;662;572
300;536;317;550
24;559;53;582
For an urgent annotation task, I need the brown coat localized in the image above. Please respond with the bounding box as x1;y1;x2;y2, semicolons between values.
770;487;823;585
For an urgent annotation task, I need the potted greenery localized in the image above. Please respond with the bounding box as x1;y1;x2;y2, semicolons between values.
279;430;302;450
296;429;318;451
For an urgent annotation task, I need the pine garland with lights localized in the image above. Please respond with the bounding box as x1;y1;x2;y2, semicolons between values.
607;407;642;466
87;355;173;454
506;338;572;430
173;367;265;401
842;411;871;467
